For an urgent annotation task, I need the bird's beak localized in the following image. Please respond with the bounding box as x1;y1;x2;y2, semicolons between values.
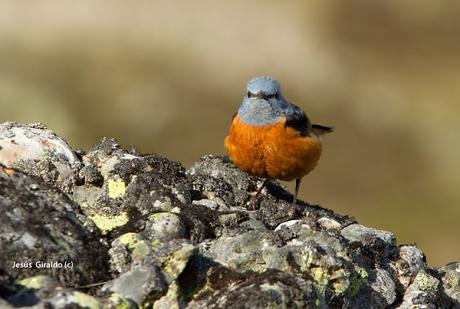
255;93;266;100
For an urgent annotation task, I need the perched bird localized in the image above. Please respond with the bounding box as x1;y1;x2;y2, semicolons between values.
224;76;333;206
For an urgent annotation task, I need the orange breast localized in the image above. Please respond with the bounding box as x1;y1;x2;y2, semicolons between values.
224;115;322;181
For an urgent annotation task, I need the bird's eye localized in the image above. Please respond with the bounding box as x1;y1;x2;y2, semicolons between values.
247;91;254;98
265;92;277;99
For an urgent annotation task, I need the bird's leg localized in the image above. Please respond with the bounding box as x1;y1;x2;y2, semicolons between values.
247;178;269;209
254;178;269;198
293;178;302;206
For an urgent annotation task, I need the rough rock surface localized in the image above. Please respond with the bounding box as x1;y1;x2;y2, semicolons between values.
0;165;109;287
0;122;459;308
0;122;81;193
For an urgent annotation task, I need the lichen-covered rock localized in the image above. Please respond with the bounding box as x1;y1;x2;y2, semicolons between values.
105;235;197;307
142;212;187;242
101;265;166;306
109;232;156;274
391;245;427;290
187;268;323;309
2;275;59;307
0;166;109;288
188;155;258;206
438;262;460;305
0;122;81;193
210;230;275;273
369;268;397;306
102;293;138;309
341;223;398;261
2;274;101;309
157;240;198;282
153;281;184;309
398;271;442;308
45;290;102;308
191;198;220;211
72;137;191;236
0;123;459;308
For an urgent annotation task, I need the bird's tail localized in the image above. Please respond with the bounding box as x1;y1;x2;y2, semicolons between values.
312;124;334;136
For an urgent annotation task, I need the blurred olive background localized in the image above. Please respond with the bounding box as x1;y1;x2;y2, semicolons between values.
1;1;459;266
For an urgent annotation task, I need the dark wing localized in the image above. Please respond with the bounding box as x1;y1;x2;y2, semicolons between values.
312;124;334;136
284;104;311;137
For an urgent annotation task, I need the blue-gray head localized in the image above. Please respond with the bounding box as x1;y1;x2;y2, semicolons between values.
247;76;281;99
238;76;292;126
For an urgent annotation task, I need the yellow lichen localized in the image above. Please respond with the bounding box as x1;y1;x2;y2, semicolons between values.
119;233;144;250
416;271;439;292
331;268;348;295
108;178;127;199
356;266;368;279
151;239;163;250
219;213;239;226
18;275;47;289
446;272;460;289
109;293;137;309
152;282;180;309
163;245;196;278
74;291;102;309
311;267;329;287
132;242;151;259
89;212;129;235
149;212;164;221
119;233;152;259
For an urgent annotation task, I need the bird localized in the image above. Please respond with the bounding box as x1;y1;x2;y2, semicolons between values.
224;76;333;206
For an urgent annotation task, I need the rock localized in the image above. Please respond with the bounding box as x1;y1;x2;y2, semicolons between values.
268;229;361;304
210;230;274;273
108;232;155;274
438;262;460;305
274;219;302;231
398;271;442;308
391;245;426;290
72;137;191;236
2;275;101;309
102;294;138;309
106;236;197;307
239;218;268;232
0;122;81;193
0;166;108;287
187;268;322;309
0;122;459;308
341;223;398;260
156;240;198;282
108;233;196;280
175;202;224;243
45;290;102;309
2;275;59;307
188;155;258;206
0;298;13;309
101;265;166;306
153;282;183;309
192;199;219;211
317;216;342;230
369;268;397;306
256;199;304;229
142;212;187;242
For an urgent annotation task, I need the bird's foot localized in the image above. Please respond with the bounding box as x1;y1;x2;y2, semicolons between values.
245;196;260;210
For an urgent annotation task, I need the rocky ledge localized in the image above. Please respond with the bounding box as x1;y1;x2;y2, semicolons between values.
0;122;459;309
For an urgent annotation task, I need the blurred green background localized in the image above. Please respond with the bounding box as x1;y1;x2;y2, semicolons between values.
1;1;459;266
